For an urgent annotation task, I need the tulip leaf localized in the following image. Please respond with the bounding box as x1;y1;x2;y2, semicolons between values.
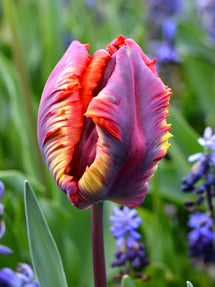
24;180;68;287
121;275;136;287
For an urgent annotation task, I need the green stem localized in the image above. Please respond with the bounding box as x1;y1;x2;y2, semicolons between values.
91;201;107;287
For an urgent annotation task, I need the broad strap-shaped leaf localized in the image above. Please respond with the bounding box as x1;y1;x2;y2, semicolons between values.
24;180;68;287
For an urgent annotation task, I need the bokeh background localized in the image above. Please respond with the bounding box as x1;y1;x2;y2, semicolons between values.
0;0;215;286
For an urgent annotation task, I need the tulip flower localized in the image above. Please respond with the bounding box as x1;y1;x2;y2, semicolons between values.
37;35;171;210
37;35;171;287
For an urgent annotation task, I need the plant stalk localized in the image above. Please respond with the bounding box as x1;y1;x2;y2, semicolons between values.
91;201;107;287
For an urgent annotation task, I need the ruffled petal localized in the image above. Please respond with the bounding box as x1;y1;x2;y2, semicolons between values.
80;38;171;207
38;41;90;193
38;41;110;205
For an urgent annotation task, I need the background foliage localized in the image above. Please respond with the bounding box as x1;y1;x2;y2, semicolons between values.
0;0;215;286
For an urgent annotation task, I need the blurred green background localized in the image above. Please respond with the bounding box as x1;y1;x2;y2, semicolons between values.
0;0;215;286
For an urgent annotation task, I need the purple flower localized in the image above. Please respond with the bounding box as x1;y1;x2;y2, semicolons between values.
196;0;215;41
0;181;5;201
85;0;97;8
188;127;215;162
0;264;39;287
0;219;12;255
0;268;21;287
188;212;213;229
182;127;215;197
198;127;215;149
187;212;215;262
0;183;13;256
162;18;178;40
110;207;149;274
145;0;183;24
110;206;142;248
155;42;179;64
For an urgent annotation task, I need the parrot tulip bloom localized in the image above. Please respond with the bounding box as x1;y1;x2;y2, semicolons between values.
37;35;171;209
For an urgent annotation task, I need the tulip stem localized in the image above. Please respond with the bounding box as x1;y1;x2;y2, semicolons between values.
91;201;107;287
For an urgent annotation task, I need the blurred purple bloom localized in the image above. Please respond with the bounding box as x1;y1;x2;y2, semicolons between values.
0;264;39;287
0;245;13;256
196;0;215;41
85;0;97;8
0;268;21;287
197;127;215;149
0;182;13;256
155;42;179;64
188;212;213;229
188;152;205;163
110;206;142;248
0;203;4;216
145;0;183;25
188;127;215;163
162;18;178;40
0;181;5;200
187;212;215;262
0;219;6;239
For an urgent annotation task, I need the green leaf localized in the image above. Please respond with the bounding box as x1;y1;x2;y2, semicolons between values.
24;180;68;287
121;275;136;287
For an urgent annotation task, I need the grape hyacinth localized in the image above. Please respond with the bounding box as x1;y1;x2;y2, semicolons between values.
182;127;215;263
187;212;215;262
181;127;215;217
0;181;13;256
110;206;149;281
0;263;39;287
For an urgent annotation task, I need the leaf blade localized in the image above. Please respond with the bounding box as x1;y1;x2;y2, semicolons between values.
24;180;68;287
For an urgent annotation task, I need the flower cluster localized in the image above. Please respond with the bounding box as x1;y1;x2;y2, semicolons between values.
196;0;215;42
155;18;180;65
0;180;39;287
181;127;215;213
110;206;149;280
0;181;13;256
181;127;215;263
145;0;182;65
0;263;39;287
187;212;215;262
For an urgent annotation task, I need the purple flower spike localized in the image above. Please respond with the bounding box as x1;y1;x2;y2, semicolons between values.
110;206;149;273
110;206;142;248
187;212;215;262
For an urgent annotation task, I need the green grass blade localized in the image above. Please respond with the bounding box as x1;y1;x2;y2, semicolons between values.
24;180;68;287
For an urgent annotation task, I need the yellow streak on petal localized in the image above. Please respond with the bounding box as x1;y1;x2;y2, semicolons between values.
78;128;113;200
